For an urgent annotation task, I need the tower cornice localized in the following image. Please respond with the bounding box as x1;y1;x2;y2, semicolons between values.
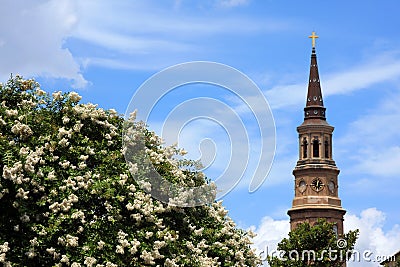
297;123;334;132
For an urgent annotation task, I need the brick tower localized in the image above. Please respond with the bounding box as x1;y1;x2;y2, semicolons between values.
287;32;346;236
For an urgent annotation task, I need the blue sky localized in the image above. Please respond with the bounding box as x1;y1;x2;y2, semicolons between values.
1;0;400;265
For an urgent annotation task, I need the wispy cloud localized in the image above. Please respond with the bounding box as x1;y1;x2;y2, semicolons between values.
73;1;288;46
0;0;291;87
73;28;196;55
263;51;400;110
337;93;400;179
217;0;250;8
70;1;291;71
324;52;400;96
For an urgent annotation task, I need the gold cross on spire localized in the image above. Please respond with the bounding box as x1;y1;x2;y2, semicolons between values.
309;31;319;48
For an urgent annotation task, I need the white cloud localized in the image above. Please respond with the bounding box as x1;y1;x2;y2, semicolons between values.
263;52;400;110
337;93;400;178
324;52;400;97
345;208;400;266
80;57;165;72
74;22;196;55
71;1;290;70
249;216;290;263
351;146;400;177
0;0;87;88
73;1;277;41
217;0;250;8
250;208;400;266
0;0;291;86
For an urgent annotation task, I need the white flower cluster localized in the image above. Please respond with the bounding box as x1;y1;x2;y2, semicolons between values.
11;121;33;139
52;91;63;101
0;242;10;263
49;193;79;213
0;77;261;267
69;92;82;102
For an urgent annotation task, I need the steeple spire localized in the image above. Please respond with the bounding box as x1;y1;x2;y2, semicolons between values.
304;32;326;120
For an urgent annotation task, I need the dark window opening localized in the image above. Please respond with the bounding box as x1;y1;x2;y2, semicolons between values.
302;138;308;158
333;225;338;237
324;140;329;158
313;138;319;158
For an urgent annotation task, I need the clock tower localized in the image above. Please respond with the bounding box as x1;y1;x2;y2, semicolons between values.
287;32;346;236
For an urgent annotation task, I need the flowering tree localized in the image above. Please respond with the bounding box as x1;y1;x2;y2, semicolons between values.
0;76;261;267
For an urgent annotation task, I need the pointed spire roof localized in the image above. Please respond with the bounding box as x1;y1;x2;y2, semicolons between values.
304;32;326;121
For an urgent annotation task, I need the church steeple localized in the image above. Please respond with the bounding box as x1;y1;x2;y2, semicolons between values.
304;33;326;120
288;32;346;241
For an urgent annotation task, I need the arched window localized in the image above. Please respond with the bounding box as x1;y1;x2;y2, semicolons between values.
302;138;308;158
313;138;319;158
324;140;329;158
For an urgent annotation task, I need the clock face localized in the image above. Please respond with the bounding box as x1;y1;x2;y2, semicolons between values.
311;178;324;192
314;110;318;115
328;181;335;193
298;180;307;193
